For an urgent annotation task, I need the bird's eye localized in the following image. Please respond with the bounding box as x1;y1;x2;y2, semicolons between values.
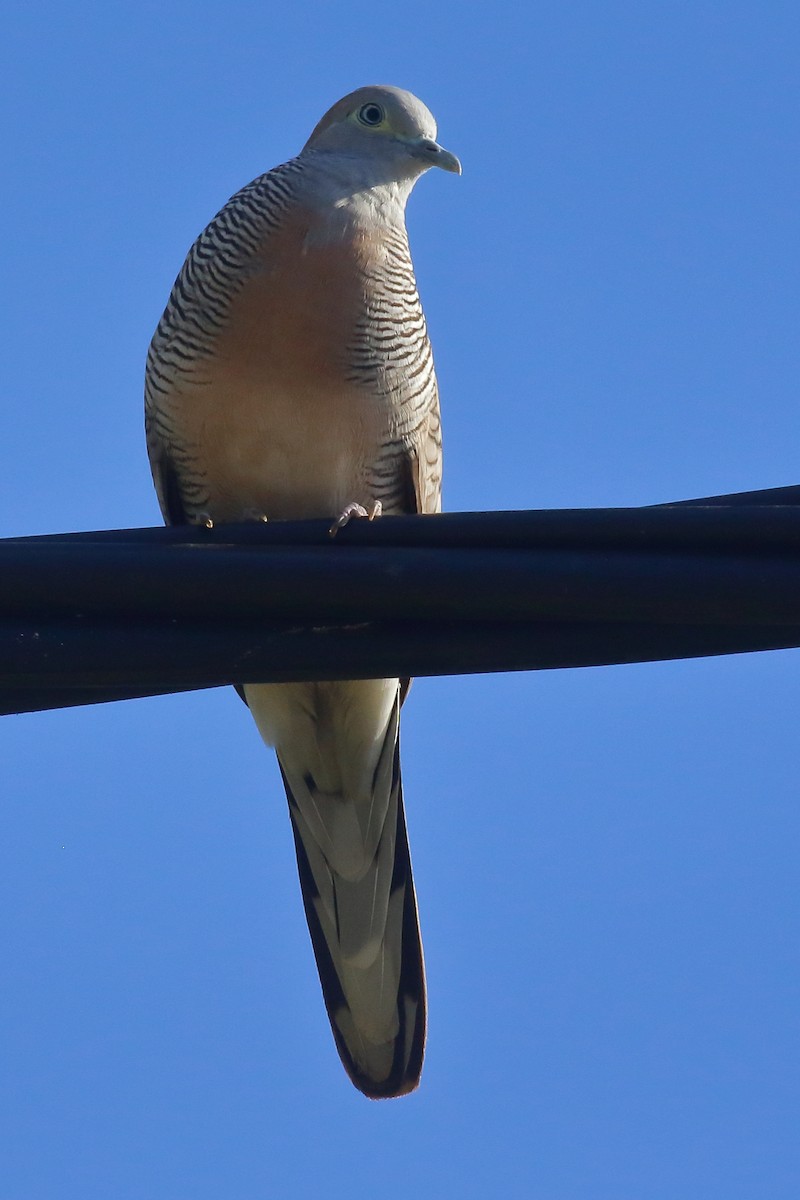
357;103;385;127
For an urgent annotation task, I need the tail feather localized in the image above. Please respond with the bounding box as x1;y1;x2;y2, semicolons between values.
281;737;426;1099
245;677;426;1098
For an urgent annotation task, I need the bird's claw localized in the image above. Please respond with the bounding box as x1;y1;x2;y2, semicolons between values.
328;500;382;537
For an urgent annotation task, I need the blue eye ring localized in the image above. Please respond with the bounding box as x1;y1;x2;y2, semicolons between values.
357;102;385;127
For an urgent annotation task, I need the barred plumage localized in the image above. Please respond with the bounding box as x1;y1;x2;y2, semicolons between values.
145;85;459;1097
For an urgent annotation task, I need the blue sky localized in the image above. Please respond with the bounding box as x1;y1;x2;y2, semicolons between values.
3;2;800;1196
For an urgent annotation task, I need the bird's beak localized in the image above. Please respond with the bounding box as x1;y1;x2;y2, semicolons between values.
407;136;462;175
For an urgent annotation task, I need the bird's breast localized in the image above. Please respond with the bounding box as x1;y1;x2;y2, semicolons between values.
177;209;396;521
219;208;375;393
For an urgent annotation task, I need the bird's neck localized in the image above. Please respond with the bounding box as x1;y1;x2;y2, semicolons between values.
296;152;418;226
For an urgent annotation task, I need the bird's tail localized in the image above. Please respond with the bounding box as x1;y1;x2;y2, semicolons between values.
276;694;426;1099
245;679;426;1096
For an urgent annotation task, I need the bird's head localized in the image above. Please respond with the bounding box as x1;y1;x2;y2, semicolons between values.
302;85;461;185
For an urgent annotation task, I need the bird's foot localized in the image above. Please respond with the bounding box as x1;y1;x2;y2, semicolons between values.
198;511;215;529
243;508;269;523
328;500;382;537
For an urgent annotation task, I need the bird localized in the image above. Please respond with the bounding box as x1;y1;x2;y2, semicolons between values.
145;85;460;1098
